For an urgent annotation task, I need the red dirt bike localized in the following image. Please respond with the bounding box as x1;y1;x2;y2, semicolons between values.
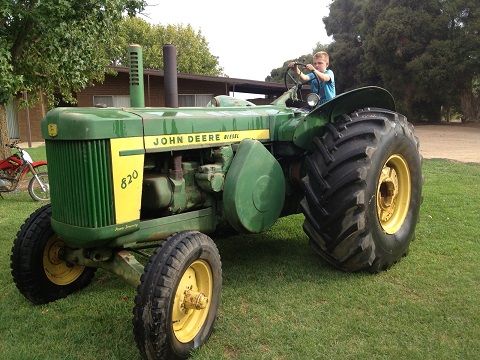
0;142;49;201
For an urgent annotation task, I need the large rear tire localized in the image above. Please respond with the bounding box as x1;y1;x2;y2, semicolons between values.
11;204;96;304
301;108;422;272
133;231;222;360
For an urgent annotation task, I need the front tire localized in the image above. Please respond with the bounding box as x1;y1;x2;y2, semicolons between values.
11;204;96;304
133;231;222;360
301;108;422;272
28;172;50;201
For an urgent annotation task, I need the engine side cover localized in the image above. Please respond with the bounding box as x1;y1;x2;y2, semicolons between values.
223;139;285;233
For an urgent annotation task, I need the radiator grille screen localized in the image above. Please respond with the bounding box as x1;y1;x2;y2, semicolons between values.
46;140;115;227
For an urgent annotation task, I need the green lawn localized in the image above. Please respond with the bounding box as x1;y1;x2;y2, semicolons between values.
0;153;479;360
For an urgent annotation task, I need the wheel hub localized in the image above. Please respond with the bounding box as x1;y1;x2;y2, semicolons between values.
183;289;209;310
43;236;85;285
172;260;213;343
377;166;399;222
376;155;411;234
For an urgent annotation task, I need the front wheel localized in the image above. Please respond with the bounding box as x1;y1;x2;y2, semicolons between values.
28;172;50;201
11;204;96;304
133;231;222;360
302;108;423;272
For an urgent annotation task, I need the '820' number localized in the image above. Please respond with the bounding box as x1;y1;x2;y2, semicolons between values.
121;170;139;189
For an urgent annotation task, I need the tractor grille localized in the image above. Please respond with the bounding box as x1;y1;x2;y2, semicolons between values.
46;140;115;227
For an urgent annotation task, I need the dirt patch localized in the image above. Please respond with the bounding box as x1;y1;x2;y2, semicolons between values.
413;123;480;163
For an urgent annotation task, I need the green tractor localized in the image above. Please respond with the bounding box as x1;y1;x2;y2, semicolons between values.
11;46;422;359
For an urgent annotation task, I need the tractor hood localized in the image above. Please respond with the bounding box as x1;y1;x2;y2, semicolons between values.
41;105;297;151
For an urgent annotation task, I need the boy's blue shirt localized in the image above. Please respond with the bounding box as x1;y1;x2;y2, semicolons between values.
307;69;335;104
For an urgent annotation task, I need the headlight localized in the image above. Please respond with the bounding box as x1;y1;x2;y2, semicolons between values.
307;93;320;107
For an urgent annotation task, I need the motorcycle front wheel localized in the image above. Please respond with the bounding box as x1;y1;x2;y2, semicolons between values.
28;172;50;201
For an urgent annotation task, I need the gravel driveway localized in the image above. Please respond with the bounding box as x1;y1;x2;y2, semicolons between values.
413;123;480;163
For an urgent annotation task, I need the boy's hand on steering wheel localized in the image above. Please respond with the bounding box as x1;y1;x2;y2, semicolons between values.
288;62;302;76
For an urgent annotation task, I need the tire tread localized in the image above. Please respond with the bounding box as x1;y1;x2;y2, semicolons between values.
302;108;422;272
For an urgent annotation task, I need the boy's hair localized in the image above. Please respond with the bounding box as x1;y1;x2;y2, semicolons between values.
313;51;329;65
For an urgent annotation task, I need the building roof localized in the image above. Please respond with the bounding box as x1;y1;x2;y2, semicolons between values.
113;66;286;97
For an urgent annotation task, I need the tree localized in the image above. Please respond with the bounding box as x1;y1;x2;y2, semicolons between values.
363;0;446;120
322;0;480;122
461;76;480;122
0;0;145;158
112;17;222;76
323;0;371;93
444;0;480;122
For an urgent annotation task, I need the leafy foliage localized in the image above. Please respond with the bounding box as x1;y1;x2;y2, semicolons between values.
112;17;222;76
269;0;480;121
325;0;480;121
323;0;370;92
0;0;145;106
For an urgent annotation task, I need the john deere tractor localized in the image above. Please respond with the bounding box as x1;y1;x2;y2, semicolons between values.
11;46;422;359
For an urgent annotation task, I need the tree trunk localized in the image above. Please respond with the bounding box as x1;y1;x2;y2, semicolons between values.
460;88;480;123
0;104;11;159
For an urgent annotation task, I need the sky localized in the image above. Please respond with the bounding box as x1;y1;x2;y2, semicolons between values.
140;0;333;82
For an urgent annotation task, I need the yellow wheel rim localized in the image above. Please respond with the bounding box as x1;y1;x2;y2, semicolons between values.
172;260;213;343
43;236;84;285
376;154;411;234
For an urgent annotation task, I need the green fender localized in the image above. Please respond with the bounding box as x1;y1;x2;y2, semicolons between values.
293;86;395;151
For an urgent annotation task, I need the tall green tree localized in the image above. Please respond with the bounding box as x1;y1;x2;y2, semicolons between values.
0;0;145;157
362;0;449;120
113;17;222;76
323;0;370;93
324;0;480;121
440;0;480;122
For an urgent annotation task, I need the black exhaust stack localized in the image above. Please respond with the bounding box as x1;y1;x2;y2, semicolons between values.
163;44;178;107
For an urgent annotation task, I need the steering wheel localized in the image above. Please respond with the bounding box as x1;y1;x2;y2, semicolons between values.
283;62;320;106
283;62;320;93
284;62;305;101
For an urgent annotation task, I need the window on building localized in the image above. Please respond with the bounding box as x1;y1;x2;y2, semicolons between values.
93;95;131;107
6;97;19;139
178;94;214;107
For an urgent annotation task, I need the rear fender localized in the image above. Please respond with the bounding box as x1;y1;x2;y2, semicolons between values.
293;86;395;151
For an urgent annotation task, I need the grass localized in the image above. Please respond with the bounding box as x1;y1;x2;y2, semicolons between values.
0;151;479;360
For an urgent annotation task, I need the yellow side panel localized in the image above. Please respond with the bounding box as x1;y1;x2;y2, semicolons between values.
110;137;145;224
